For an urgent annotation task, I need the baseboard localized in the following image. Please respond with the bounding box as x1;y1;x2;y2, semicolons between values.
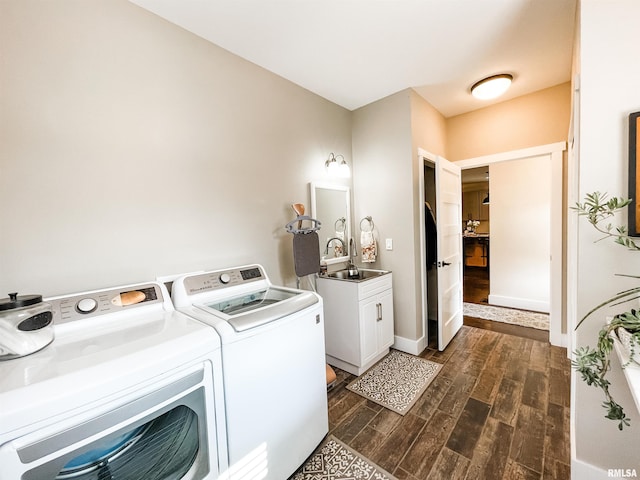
571;457;609;480
488;294;550;313
393;335;427;356
551;332;568;348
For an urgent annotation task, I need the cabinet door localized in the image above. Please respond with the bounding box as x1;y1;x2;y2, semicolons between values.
462;191;478;221
377;290;394;351
359;296;381;367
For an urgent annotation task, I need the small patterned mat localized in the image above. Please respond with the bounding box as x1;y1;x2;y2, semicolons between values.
346;350;442;415
291;435;397;480
463;302;549;330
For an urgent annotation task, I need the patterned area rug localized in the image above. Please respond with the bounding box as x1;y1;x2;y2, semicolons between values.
463;302;549;330
291;435;397;480
346;350;442;415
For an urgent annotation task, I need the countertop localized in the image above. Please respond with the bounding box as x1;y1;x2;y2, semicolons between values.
463;233;490;238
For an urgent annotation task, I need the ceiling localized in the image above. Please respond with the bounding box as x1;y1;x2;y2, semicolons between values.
128;0;577;118
462;167;490;185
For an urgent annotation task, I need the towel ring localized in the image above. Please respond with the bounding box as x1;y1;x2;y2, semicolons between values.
334;217;346;233
360;216;374;232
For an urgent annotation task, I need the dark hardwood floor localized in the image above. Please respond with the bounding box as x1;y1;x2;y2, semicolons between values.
463;266;490;305
462;264;549;342
326;323;570;479
320;263;568;479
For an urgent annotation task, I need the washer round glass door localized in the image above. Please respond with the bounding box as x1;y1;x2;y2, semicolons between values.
56;405;199;480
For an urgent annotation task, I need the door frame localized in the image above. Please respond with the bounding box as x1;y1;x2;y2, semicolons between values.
418;149;436;350
418;148;463;350
455;142;566;347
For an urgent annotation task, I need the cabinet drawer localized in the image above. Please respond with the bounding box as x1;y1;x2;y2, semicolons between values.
358;273;392;299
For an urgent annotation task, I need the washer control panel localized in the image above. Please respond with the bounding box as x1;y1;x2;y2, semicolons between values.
48;284;162;325
183;265;265;296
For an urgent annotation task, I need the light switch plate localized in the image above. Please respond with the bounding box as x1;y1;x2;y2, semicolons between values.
385;238;393;250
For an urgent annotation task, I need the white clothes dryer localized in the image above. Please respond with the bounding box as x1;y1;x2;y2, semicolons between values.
171;264;328;480
0;281;227;480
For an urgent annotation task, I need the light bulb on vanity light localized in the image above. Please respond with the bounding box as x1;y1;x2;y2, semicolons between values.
325;153;350;178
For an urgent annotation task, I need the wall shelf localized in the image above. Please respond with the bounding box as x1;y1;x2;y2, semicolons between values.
612;334;640;414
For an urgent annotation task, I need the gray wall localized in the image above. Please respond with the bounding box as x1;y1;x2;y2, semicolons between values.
352;90;447;347
0;0;352;296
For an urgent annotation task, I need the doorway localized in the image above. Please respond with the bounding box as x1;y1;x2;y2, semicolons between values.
461;167;490;306
424;162;438;346
419;150;463;352
456;142;565;347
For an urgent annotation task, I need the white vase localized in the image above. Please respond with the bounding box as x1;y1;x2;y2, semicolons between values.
616;327;640;366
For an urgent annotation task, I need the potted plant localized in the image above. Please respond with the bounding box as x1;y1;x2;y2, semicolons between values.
573;191;640;430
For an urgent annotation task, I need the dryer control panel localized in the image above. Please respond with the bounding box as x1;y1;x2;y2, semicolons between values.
48;284;164;325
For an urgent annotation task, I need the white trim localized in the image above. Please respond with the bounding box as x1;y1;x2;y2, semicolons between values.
455;142;567;168
417;148;438;352
458;142;567;347
549;148;565;347
393;335;427;356
487;294;549;313
571;457;608;480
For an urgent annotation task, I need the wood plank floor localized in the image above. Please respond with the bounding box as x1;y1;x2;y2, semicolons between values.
463;266;490;305
326;324;571;479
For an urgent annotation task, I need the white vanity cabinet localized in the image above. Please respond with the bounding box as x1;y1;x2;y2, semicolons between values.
317;272;394;376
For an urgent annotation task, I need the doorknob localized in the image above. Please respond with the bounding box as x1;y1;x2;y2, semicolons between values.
438;261;451;267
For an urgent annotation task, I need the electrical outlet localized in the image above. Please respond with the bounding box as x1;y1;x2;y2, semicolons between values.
385;238;393;250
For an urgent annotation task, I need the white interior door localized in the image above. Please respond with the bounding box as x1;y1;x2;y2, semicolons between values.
436;156;463;351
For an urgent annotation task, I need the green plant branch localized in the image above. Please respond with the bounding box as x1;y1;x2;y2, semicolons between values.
572;191;640;430
573;191;639;250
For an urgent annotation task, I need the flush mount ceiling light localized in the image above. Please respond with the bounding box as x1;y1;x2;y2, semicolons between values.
325;153;350;178
471;74;513;100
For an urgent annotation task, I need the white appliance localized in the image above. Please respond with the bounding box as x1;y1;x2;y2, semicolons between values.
171;264;328;480
0;281;227;480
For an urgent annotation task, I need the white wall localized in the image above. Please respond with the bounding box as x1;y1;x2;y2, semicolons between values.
573;0;640;475
489;155;551;312
0;0;352;296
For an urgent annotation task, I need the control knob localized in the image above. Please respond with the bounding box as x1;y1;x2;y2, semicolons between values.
219;273;231;284
76;298;98;314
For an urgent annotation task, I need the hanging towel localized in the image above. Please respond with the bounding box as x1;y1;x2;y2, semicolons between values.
360;230;377;263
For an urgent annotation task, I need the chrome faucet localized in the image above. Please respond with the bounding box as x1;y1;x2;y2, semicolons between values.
347;238;359;277
349;238;357;259
324;237;346;256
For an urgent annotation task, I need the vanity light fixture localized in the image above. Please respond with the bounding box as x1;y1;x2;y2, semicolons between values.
471;74;513;100
325;153;350;178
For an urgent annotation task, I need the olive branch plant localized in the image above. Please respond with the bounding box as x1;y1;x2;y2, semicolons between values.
572;191;640;430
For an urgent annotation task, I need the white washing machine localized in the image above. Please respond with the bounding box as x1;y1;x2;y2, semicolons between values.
171;264;328;480
0;281;227;480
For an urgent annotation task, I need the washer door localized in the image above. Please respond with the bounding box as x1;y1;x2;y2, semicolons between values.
8;369;216;480
198;287;319;332
56;405;198;480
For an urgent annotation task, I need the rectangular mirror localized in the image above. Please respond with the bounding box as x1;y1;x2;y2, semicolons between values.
310;182;351;266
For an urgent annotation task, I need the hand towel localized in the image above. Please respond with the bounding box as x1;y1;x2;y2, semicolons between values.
360;230;377;263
